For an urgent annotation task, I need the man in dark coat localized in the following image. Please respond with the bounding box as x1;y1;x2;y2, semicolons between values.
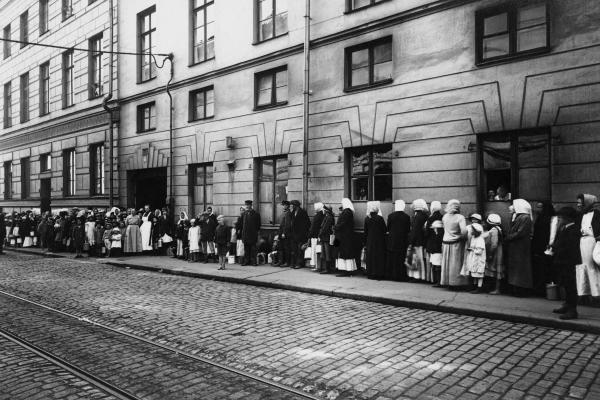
386;200;411;281
290;200;310;269
241;200;261;266
309;203;325;270
552;207;581;320
275;200;293;267
0;210;5;255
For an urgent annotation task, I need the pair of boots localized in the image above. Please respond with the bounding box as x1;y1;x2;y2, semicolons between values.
553;304;578;320
431;265;441;287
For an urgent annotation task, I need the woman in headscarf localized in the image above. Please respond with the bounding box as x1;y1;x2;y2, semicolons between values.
531;201;556;296
440;199;469;289
124;208;143;254
575;194;600;298
505;199;534;296
425;201;444;284
175;211;189;259
309;202;325;270
386;200;411;281
484;213;505;295
334;198;357;276
364;201;387;280
408;199;429;282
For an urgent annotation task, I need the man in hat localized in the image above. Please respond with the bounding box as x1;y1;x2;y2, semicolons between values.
275;200;293;267
552;207;581;320
290;200;310;269
241;200;261;266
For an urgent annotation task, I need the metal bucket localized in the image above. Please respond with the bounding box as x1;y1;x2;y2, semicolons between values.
546;283;559;300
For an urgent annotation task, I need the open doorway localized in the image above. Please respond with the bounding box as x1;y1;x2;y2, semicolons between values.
128;167;167;210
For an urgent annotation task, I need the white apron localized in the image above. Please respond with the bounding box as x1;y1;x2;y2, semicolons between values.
577;212;600;296
140;214;153;251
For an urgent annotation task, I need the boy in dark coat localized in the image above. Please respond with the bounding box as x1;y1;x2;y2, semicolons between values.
552;207;582;320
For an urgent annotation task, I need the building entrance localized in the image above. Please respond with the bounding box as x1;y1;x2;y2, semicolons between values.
40;178;51;214
128;168;167;211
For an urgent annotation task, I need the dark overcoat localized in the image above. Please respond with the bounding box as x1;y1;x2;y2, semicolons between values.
334;208;354;259
309;211;325;239
364;213;387;279
506;213;533;289
241;209;261;245
292;208;310;244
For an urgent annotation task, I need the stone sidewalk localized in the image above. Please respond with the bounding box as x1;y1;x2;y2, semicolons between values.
6;247;600;334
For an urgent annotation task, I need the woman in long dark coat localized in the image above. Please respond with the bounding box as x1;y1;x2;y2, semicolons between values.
531;201;555;296
505;199;534;296
334;198;356;276
364;201;387;280
386;200;411;281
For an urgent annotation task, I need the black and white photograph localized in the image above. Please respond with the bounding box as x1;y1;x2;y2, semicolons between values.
0;0;599;398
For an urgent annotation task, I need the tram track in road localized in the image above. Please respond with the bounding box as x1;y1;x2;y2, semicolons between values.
0;289;320;400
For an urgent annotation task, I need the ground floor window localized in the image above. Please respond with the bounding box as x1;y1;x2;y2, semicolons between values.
20;157;30;199
189;163;213;216
347;144;393;202
479;129;550;203
63;148;76;197
3;161;12;199
89;143;105;195
257;156;288;225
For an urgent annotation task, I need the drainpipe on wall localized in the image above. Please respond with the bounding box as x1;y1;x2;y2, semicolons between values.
302;0;311;208
102;0;115;208
166;53;174;226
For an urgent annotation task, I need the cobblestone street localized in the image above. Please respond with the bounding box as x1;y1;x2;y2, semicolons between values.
0;252;599;400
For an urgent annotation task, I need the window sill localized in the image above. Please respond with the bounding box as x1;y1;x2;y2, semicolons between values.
344;0;391;14
188;115;214;123
137;76;157;85
137;128;156;134
344;78;393;93
189;57;215;68
89;94;103;100
62;104;75;110
476;47;551;67
253;32;288;46
39;29;50;37
253;101;288;111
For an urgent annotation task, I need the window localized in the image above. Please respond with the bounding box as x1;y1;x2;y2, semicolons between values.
255;66;287;109
137;102;156;132
346;0;387;12
89;144;105;195
40;153;51;172
479;129;550;203
137;6;156;82
39;62;50;116
258;156;288;225
191;0;215;64
3;24;10;59
189;86;214;121
476;2;549;64
189;163;213;216
21;157;30;199
62;0;73;21
63;149;75;196
347;145;392;202
256;0;287;42
40;0;49;34
20;11;28;48
20;72;29;123
345;36;393;91
3;161;12;200
3;82;12;128
62;49;74;108
89;34;103;98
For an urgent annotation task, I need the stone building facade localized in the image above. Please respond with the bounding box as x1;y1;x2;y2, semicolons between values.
0;0;117;212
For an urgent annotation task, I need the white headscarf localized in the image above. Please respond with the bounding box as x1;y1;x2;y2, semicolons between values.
512;199;532;220
412;199;428;212
341;198;354;212
395;200;406;212
314;202;324;213
106;207;120;218
179;211;189;221
430;201;442;213
366;201;382;217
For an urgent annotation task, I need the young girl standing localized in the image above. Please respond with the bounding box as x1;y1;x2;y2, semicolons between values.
188;219;201;262
484;214;504;295
214;215;231;270
460;223;487;293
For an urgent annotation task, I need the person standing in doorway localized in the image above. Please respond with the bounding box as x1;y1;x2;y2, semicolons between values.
241;200;261;266
140;205;153;253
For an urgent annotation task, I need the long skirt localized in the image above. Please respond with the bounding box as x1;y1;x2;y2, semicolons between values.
124;225;143;253
336;258;357;272
440;241;469;287
140;221;153;251
407;246;427;280
577;236;600;296
23;237;33;248
177;239;184;257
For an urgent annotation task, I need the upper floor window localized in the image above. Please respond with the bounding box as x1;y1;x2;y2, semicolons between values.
191;0;215;64
137;101;156;132
4;82;12;129
476;2;549;65
63;148;76;197
89;143;105;196
3;24;10;59
189;86;214;121
89;34;103;98
257;156;288;225
346;0;387;12
39;61;50;116
255;66;287;109
345;36;393;91
138;6;156;82
20;72;29;123
256;0;287;43
347;144;392;202
21;157;30;199
62;49;74;108
40;0;49;34
40;153;52;172
20;11;28;48
3;161;12;200
188;163;213;216
62;0;73;21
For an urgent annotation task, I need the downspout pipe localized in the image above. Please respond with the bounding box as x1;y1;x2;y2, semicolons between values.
302;0;311;208
166;53;174;226
102;0;115;208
